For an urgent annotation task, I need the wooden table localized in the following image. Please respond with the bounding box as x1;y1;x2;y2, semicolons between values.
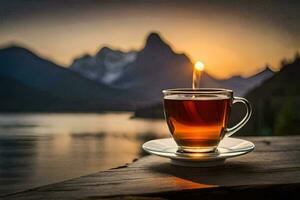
3;136;300;200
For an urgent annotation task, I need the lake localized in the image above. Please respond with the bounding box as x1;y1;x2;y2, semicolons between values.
0;113;169;196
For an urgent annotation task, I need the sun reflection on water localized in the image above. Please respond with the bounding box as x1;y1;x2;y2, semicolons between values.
0;112;169;195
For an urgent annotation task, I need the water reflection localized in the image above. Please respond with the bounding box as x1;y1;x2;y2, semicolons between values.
0;136;37;195
0;113;169;196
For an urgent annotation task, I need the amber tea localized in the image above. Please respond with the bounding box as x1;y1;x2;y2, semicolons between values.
163;89;252;153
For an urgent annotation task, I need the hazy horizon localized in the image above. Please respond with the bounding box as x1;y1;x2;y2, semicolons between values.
1;0;300;78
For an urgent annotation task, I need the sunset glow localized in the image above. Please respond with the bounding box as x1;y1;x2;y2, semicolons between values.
195;61;205;71
0;1;299;78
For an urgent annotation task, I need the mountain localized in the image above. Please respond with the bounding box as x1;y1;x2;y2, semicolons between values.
113;33;222;102
0;75;63;112
71;47;137;85
70;32;274;101
219;66;274;96
71;32;221;103
238;57;300;135
0;45;142;111
0;32;278;112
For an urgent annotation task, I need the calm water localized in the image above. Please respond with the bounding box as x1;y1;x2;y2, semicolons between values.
0;113;169;196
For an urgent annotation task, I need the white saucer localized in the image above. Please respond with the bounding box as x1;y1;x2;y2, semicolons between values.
142;137;255;167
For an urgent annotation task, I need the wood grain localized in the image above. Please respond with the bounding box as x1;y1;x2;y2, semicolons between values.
3;136;300;200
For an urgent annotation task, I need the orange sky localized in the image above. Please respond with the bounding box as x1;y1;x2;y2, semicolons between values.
0;1;299;78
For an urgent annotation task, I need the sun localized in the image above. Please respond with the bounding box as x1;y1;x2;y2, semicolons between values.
194;61;205;71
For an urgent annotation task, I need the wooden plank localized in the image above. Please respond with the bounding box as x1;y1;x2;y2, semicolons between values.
3;136;300;200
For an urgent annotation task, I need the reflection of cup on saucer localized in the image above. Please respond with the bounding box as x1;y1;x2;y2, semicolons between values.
163;88;252;153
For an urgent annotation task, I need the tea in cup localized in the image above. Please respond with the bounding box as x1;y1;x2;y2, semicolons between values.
163;88;252;153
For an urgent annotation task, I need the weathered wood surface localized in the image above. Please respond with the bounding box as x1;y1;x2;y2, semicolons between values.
3;136;300;200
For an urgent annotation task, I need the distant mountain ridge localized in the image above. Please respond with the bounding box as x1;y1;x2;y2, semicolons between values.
220;66;274;96
0;32;276;111
71;32;274;98
0;46;143;111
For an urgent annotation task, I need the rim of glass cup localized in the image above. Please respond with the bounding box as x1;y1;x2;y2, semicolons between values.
162;88;233;95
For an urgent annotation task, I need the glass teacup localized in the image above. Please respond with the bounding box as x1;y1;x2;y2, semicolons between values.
163;88;252;153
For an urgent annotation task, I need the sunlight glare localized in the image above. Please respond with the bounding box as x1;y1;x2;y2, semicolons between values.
195;61;205;71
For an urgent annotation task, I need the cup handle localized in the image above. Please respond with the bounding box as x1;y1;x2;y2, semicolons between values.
225;97;252;137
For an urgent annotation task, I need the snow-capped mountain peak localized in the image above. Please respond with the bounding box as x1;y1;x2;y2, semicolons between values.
70;47;137;85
